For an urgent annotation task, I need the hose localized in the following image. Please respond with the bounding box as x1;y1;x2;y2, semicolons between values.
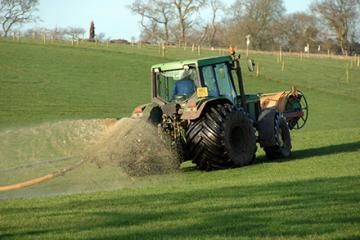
0;159;85;192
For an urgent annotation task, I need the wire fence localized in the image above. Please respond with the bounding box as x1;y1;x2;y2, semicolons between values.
1;35;359;64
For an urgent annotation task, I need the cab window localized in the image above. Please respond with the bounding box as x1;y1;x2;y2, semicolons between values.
214;63;236;101
201;66;219;97
156;68;197;102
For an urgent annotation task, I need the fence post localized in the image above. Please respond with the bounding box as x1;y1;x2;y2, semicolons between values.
43;33;46;45
256;63;260;77
162;43;166;57
282;58;285;72
197;45;201;56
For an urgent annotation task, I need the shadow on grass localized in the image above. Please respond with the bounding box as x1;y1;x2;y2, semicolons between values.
1;175;359;239
291;141;360;160
252;141;360;165
183;141;360;172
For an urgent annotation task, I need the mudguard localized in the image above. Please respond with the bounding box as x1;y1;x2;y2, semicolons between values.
131;103;163;125
257;108;277;147
181;97;233;121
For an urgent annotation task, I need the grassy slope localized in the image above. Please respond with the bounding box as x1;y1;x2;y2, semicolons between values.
0;41;158;128
0;39;359;239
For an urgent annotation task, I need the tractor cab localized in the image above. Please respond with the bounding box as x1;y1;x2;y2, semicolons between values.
151;56;240;106
153;65;198;103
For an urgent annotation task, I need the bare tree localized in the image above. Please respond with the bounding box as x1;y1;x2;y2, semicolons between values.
311;0;360;55
278;12;319;51
172;0;207;46
189;0;224;47
22;26;46;39
188;24;209;45
96;32;106;41
130;0;173;43
207;0;223;46
58;27;69;40
230;0;285;50
0;0;39;37
139;19;160;43
67;27;85;40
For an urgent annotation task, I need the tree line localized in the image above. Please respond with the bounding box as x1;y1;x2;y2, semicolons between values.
130;0;360;55
1;0;360;55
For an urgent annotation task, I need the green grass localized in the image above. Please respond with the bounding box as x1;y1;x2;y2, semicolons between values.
0;38;359;239
0;40;163;128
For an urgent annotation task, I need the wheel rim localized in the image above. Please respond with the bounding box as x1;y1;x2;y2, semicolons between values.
286;90;308;130
295;90;308;129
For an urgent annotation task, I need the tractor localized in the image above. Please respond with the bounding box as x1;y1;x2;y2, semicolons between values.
131;51;308;170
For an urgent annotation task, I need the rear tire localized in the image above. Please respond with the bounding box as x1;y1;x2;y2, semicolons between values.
186;104;257;170
264;113;292;159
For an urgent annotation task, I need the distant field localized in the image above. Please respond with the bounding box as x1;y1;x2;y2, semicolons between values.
0;38;359;240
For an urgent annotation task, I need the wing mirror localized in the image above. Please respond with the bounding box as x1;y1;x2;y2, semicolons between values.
247;59;255;72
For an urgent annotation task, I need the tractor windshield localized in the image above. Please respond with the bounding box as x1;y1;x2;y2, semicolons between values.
156;68;197;102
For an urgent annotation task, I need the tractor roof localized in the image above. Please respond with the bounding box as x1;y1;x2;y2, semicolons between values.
151;55;233;71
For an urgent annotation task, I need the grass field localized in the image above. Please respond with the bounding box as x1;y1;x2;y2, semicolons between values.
0;38;359;239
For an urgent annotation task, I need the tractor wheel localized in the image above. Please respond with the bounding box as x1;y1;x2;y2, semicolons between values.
264;113;292;159
186;104;257;170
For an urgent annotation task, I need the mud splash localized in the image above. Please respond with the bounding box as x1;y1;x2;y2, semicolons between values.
0;118;179;198
87;118;179;177
0;119;108;168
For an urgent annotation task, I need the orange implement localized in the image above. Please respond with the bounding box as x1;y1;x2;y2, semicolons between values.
260;86;298;112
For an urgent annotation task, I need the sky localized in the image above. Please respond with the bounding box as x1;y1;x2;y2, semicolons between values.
23;0;313;41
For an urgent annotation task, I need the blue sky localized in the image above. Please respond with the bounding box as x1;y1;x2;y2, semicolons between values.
24;0;313;40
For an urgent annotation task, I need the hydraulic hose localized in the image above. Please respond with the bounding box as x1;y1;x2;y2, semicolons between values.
0;159;84;192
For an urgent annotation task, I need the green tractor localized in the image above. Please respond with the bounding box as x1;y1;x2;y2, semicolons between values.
132;52;308;170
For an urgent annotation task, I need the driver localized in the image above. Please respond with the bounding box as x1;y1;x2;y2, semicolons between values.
172;70;195;98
